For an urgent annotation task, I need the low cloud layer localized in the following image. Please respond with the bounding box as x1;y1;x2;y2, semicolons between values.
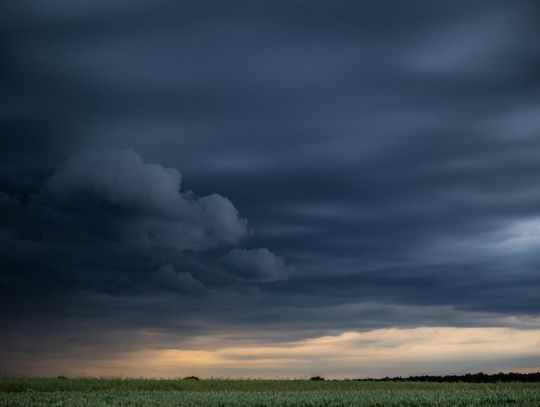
4;327;540;378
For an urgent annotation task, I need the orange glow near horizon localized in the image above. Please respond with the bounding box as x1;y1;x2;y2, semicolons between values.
4;327;540;378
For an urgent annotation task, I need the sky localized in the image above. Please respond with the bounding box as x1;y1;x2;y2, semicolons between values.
1;0;540;378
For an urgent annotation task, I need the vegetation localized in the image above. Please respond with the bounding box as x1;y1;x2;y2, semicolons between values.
0;377;539;406
373;372;540;383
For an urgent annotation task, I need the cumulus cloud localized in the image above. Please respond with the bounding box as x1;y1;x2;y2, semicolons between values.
38;149;248;250
40;149;184;212
0;149;291;307
219;248;291;282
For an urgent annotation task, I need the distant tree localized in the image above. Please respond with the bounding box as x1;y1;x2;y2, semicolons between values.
357;372;540;383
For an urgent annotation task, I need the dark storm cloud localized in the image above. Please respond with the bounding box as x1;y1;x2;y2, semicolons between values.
0;148;291;339
217;248;291;282
154;264;206;296
38;149;248;249
2;0;540;368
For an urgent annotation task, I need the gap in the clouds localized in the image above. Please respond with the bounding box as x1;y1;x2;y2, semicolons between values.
2;327;540;378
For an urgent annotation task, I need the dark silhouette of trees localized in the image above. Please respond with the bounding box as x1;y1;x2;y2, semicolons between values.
360;372;540;383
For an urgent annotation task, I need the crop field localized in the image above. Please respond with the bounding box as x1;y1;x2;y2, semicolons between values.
1;378;540;406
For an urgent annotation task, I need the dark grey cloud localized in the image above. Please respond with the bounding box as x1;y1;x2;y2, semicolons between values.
154;264;206;296
0;191;19;209
2;0;540;372
0;148;288;327
218;248;291;282
38;149;248;249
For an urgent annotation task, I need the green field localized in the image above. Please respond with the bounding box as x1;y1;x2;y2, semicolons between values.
1;378;540;406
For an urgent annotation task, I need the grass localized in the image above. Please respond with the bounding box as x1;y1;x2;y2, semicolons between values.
1;378;540;406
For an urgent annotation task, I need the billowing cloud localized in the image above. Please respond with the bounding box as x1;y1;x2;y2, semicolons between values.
0;149;291;331
154;264;206;296
219;248;291;282
37;149;248;250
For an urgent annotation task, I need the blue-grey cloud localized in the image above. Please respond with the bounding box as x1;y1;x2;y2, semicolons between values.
154;264;207;296
218;248;291;282
2;0;540;374
38;149;248;249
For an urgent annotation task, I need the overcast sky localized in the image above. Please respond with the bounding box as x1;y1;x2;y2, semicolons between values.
2;0;540;378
